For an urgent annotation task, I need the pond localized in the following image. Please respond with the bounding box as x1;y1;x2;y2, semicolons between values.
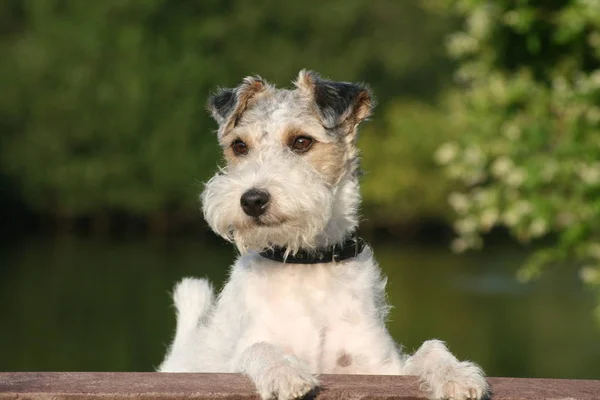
1;234;599;379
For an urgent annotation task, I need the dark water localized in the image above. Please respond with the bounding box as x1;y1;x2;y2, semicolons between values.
1;235;599;379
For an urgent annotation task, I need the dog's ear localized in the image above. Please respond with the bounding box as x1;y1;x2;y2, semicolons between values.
295;69;374;130
207;76;270;130
208;88;236;125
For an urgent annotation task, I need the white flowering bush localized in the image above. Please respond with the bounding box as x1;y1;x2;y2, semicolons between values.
435;0;600;321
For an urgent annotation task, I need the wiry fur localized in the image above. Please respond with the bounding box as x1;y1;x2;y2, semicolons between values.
159;71;489;400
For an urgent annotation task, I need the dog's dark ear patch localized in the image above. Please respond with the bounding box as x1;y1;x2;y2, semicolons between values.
208;88;236;124
314;81;364;126
296;70;374;129
208;76;270;132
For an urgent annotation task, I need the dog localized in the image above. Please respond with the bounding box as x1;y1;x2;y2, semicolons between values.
159;70;489;400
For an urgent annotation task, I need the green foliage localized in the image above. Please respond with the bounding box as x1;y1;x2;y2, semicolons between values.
0;0;455;223
436;0;600;319
361;101;458;223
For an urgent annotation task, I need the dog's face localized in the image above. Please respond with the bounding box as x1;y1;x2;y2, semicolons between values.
202;70;373;252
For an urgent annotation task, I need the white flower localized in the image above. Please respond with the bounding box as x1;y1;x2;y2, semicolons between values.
579;266;600;284
505;168;527;186
503;10;520;27
450;238;470;253
586;107;600;124
592;70;600;86
503;122;521;141
447;164;464;179
489;75;508;102
587;243;600;260
529;218;549;238
446;32;479;58
515;200;533;216
468;7;492;39
463;171;487;186
480;209;499;231
454;217;478;235
541;161;558;182
502;209;521;227
448;192;470;214
577;163;600;185
435;142;460;165
502;201;532;227
492;156;513;177
552;76;569;93
464;146;485;165
473;189;490;205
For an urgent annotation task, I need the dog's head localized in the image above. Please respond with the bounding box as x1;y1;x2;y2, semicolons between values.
202;70;374;253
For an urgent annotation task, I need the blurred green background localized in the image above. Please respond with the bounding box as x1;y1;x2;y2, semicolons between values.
1;0;599;378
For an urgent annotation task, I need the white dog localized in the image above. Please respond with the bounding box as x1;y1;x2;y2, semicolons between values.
159;70;489;400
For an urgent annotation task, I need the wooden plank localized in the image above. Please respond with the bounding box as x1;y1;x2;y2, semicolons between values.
1;373;599;400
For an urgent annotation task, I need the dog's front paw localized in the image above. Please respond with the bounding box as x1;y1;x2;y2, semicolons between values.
423;361;489;400
254;355;319;400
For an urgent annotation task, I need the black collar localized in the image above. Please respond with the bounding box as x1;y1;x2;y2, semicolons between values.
258;235;366;264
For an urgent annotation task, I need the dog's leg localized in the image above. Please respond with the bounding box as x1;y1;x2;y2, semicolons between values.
402;340;489;400
236;342;319;400
159;277;214;372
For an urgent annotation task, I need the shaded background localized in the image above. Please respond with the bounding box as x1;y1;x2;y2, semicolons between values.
1;0;599;378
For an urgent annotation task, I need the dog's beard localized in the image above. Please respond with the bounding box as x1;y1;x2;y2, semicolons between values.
232;216;329;253
202;159;334;253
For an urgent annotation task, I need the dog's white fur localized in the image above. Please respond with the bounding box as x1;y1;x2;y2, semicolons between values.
159;71;489;400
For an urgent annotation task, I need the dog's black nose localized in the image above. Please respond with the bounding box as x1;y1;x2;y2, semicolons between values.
240;189;270;217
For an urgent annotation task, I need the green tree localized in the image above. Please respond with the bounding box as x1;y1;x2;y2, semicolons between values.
0;0;456;226
361;101;458;226
435;0;600;321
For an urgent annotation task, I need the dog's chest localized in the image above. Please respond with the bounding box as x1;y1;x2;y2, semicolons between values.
247;263;342;316
239;259;372;372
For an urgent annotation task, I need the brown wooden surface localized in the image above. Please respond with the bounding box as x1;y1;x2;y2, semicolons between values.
0;372;599;400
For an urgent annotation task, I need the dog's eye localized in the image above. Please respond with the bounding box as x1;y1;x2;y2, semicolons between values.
290;136;314;153
231;139;249;156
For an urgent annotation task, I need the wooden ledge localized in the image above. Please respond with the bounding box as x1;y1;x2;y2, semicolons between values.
1;372;599;400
